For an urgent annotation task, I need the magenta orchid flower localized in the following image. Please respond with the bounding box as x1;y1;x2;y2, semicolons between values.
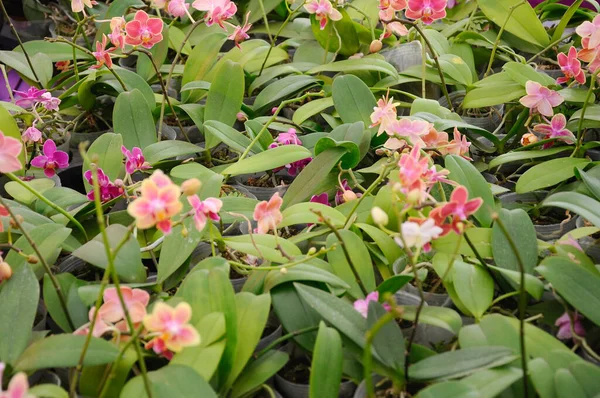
99;286;150;324
229;12;252;48
0;130;23;174
557;47;586;85
276;128;302;145
405;0;447;25
125;11;164;49
143;302;201;359
253;192;283;234
305;0;343;30
285;157;312;176
0;363;34;398
353;291;390;318
14;87;47;109
440;186;483;220
192;0;237;28
519;81;564;117
122;146;151;175
31;139;69;178
40;92;61;111
91;34;114;69
532;114;576;148
22;126;42;144
187;195;223;232
84;168;124;202
555;311;585;340
310;193;330;206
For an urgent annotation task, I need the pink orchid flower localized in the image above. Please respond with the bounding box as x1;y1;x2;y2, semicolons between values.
405;0;447;25
532;113;576;148
125;11;164;49
31;139;69;178
122;146;151;175
391;118;432;144
40;92;61;111
55;60;70;72
91;34;114;69
168;0;190;18
395;218;443;252
555;311;585;340
192;0;237;28
381;21;409;39
276;128;302;145
71;0;96;13
99;286;150;324
0;130;23;174
84;168;124;202
519;81;564;117
143;302;201;358
440;186;483;220
378;0;408;21
22;126;42;145
371;95;397;136
576;14;600;50
445;127;471;158
398;143;429;187
578;46;600;73
127;170;183;235
229;12;252;48
187;195;223;232
73;307;114;338
353;291;390;318
108;17;126;49
253;192;283;234
14;87;47;109
305;0;343;30
0;363;34;398
557;47;586;85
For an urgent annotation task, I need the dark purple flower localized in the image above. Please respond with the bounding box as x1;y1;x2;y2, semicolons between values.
84;168;124;202
31;139;69;178
527;0;595;10
335;179;363;205
285;157;312;176
310;192;330;206
0;70;29;103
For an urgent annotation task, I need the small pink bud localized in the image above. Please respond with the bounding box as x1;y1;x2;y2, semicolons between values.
271;107;279;115
0;261;12;282
370;39;383;53
236;112;247;121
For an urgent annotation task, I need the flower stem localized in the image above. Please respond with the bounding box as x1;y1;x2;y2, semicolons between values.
485;0;526;77
573;70;600;157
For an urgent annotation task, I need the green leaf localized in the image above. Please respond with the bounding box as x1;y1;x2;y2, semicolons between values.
463;72;525;108
536;256;600;326
357;223;404;266
367;302;405;374
516;158;590;193
17;41;92;62
445;155;495;227
577;167;600;201
403;306;463;334
14;335;118;371
222;145;312;176
452;261;494;320
230;351;289;398
0;260;38;364
0;51;52;87
489;147;571;169
157;219;203;284
309;322;344;398
82;132;124;191
271;284;320;351
28;384;69;398
438;54;474;87
542;192;600;228
224;235;301;264
5;179;55;206
281;202;346;228
283;147;347;208
486;264;544;300
376;275;413;297
314;137;360;169
310;8;360;56
205;60;244;126
136;25;170;81
409;346;517;381
462;367;523;398
143;141;202;164
170;163;224;198
43;273;87;333
72;224;146;283
182;33;228;103
253;75;320;115
326;230;376;299
308;58;398;78
293;97;334;125
477;0;549;47
264;263;350;292
102;68;155;109
492;208;538;274
121;364;218;398
503;62;556;87
416;381;478;398
552;0;584;42
204;120;256;153
113;89;157;150
332;75;377;135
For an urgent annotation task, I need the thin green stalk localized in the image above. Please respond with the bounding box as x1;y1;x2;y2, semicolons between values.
258;0;274;45
0;196;75;331
573;70;600;156
493;215;529;398
527;32;576;63
463;232;503;288
485;1;525;77
6;173;88;240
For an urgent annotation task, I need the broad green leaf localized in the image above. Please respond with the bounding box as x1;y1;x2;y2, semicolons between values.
445;155;494;227
281;202;346;228
28;384;69;398
308;57;398;77
204;120;256;153
143;141;202;164
542;192;600;227
101;68;155;108
416;381;478;398
463;72;525;108
461;367;523;398
309;322;344;398
357;223;404;266
516;158;590;193
477;0;549;47
205;60;244;127
368;302;405;374
168;25;192;55
489;147;571;169
43;273;87;333
314;137;360;169
264;263;350;292
230;351;289;398
0;106;25;167
0;51;52;87
452;261;494;319
503;62;556;87
5;179;55;206
403;306;463;334
332;75;377;135
293;97;335;125
170;163;223;198
249;64;301;94
409;346;517;381
438;54;473;86
157;219;203;283
82;132;123;191
492;208;538;274
136;25;170;81
14;335;118;371
221;145;312;176
17;41;92;61
577;167;600;201
113;89;157;150
310;8;360;56
247;0;284;23
182;32;228;102
536;256;600;326
224;235;301;264
487;264;544;300
552;0;584;42
253;75;320;115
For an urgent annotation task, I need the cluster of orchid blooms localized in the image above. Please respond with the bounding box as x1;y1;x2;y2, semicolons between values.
74;286;200;360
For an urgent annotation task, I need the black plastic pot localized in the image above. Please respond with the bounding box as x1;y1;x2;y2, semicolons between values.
438;91;504;133
402;283;452;308
394;290;429;344
274;374;356;398
233;173;292;201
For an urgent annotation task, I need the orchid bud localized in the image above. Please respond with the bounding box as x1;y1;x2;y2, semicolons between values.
521;133;538;146
271;107;279;115
342;190;358;203
280;267;288;274
181;178;202;196
236;112;247;122
0;261;12;282
181;226;189;237
114;178;124;187
26;255;38;264
406;189;422;206
308;247;317;255
371;207;389;226
370;39;383;53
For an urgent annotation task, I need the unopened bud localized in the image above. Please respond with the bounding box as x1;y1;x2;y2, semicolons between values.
0;262;12;282
406;189;422;206
114;178;124;188
279;267;288;274
371;206;389;226
181;226;188;237
370;39;383;53
308;247;317;255
342;190;358;203
520;133;538;146
9;215;24;229
271;107;279;115
181;178;202;196
236;112;247;122
26;255;38;264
